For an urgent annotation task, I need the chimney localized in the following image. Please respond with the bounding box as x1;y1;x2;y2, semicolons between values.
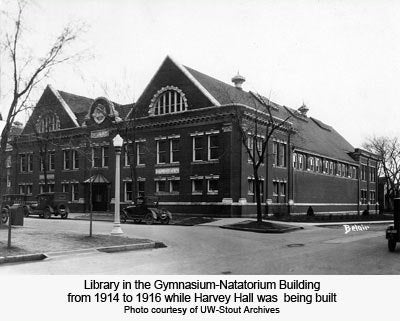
231;72;246;90
298;102;309;116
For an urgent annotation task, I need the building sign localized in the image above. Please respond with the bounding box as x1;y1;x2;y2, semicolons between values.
155;167;179;175
91;129;109;139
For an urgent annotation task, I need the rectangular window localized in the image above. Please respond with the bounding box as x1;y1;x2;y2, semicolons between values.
323;160;328;173
361;190;368;204
19;185;25;195
192;179;203;194
124;144;131;167
208;135;219;160
48;184;55;193
156;180;168;193
329;161;334;175
20;154;27;172
309;157;314;171
170;180;180;193
369;191;376;204
248;179;254;194
137;142;146;165
278;143;286;167
92;147;101;167
63;150;70;170
370;167;376;182
293;153;298;169
315;158;321;173
207;179;218;194
280;182;287;203
48;151;55;171
26;184;33;195
273;181;279;203
337;162;342;176
138;181;145;196
27;154;33;172
361;165;367;181
299;154;304;170
157;140;167;164
247;136;253;162
72;150;79;169
72;183;79;202
170;139;179;163
125;182;133;202
272;142;278;166
102;146;109;167
193;137;203;161
62;183;69;193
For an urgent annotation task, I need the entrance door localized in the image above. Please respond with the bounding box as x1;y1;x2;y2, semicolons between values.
92;184;108;211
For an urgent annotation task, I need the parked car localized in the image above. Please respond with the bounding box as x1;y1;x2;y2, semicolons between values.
29;192;70;219
1;194;32;224
122;196;172;224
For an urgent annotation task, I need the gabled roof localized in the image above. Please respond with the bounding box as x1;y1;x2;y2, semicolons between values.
176;59;357;163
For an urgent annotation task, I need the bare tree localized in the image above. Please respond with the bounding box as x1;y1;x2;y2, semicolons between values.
0;0;85;195
363;136;400;210
235;93;292;223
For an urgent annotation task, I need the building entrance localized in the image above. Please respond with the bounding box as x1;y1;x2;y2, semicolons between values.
92;184;108;211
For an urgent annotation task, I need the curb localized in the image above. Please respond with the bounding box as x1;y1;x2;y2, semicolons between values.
0;253;47;264
220;225;303;234
0;242;166;265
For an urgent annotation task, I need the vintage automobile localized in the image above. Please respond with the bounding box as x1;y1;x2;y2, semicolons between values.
1;194;32;224
121;196;172;225
29;192;70;219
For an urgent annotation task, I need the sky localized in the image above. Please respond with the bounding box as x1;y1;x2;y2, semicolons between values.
1;0;400;147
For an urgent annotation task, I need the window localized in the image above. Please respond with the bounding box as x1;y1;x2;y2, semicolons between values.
26;184;33;195
273;181;279;203
278;143;286;167
193;137;203;161
170;139;179;163
92;147;101;168
125;182;133;202
370;191;376;204
280;182;287;203
62;183;69;193
48;184;55;193
315;158;321;173
192;179;203;194
337;163;342;176
150;86;188;116
28;154;33;172
208;135;219;160
36;112;60;133
248;179;255;194
308;157;314;171
299;154;304;170
6;156;11;168
370;167;376;182
156;180;168;193
329;161;334;175
72;150;79;169
293;153;298;169
170;179;180;193
19;185;25;195
72;184;79;202
361;190;368;204
351;166;357;179
20;154;27;172
63;150;70;170
137;142;146;165
207;178;218;194
138;181;145;196
272;142;278;165
361;165;367;181
48;151;55;171
323;160;328;173
157;140;167;164
102;146;109;167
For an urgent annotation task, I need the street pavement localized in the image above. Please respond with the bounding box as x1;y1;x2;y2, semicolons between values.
0;217;398;274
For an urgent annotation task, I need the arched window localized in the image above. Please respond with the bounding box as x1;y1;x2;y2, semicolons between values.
149;86;188;116
36;112;60;133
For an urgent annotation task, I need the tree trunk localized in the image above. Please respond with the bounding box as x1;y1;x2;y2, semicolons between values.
254;166;262;223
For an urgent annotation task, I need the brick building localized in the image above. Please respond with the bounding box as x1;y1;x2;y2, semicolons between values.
9;56;379;216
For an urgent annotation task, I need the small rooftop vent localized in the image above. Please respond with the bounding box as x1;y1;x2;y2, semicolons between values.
298;102;309;116
231;72;246;90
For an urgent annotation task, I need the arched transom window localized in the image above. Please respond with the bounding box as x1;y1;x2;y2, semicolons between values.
36;112;60;133
149;86;188;116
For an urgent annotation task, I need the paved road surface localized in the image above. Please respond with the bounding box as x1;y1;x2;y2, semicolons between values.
0;218;398;274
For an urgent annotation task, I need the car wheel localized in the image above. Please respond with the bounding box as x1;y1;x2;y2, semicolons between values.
161;217;170;225
144;213;154;225
43;208;51;219
1;208;9;224
121;213;127;224
388;239;396;252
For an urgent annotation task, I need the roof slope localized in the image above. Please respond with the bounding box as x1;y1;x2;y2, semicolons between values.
183;63;356;163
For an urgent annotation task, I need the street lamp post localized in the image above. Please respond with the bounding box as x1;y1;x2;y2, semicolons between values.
111;134;124;235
